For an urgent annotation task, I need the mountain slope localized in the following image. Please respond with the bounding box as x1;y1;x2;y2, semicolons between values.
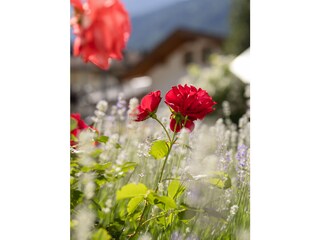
121;0;188;17
126;0;232;52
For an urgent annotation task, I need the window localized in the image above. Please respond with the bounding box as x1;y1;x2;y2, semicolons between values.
183;51;193;65
201;47;213;63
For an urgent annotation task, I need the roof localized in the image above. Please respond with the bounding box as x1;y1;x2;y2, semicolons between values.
122;28;225;80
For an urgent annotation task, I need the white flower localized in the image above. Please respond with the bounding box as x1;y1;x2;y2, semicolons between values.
96;100;108;112
138;233;152;240
128;97;139;120
158;183;164;193
84;181;95;200
139;172;145;178
78;130;95;154
192;174;208;180
222;101;231;117
230;205;239;215
91;116;98;123
81;173;95;199
102;208;110;213
74;207;95;240
94;110;105;118
105;199;112;208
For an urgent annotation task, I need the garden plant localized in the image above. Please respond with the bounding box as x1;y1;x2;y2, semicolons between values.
70;1;250;239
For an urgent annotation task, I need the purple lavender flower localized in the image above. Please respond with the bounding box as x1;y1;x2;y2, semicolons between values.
171;231;183;240
219;150;232;171
236;144;249;185
236;144;248;167
116;93;127;111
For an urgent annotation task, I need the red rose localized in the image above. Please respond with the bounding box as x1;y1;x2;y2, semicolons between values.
70;0;84;11
71;0;131;70
169;118;195;133
71;113;90;146
71;113;99;147
165;84;217;132
133;90;162;121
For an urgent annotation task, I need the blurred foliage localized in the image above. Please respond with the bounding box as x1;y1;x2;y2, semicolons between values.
181;54;249;123
223;0;250;55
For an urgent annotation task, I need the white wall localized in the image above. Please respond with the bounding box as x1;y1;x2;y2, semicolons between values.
147;38;220;96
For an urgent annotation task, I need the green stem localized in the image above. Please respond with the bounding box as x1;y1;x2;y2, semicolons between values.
141;209;185;227
155;139;174;192
128;201;149;239
152;116;178;191
129;117;178;237
152;116;172;142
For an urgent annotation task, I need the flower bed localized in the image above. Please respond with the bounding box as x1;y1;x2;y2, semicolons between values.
70;85;250;240
70;1;250;239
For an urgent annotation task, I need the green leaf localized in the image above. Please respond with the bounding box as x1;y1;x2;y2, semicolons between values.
94;162;112;171
146;192;176;210
147;192;177;210
90;149;104;158
159;196;177;210
154;195;177;210
94;176;108;188
127;196;144;215
168;180;184;199
209;172;232;189
146;192;156;205
70;118;78;131
166;213;174;227
116;183;148;200
70;134;78;142
90;199;102;211
70;189;83;210
178;209;197;221
106;220;125;239
156;212;175;228
156;215;165;225
121;162;137;173
149;140;169;160
81;162;112;173
119;203;127;221
70;177;77;187
96;135;109;144
92;228;111;240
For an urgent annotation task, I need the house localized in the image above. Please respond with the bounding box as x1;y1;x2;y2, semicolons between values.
70;29;225;119
121;29;224;96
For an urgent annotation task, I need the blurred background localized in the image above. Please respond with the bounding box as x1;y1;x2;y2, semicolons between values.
70;0;250;124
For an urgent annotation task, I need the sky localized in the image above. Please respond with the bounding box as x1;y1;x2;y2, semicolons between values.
121;0;188;17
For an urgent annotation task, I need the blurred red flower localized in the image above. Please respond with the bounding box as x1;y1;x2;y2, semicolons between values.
133;90;162;121
71;113;89;146
70;113;99;147
165;84;217;132
70;0;131;70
